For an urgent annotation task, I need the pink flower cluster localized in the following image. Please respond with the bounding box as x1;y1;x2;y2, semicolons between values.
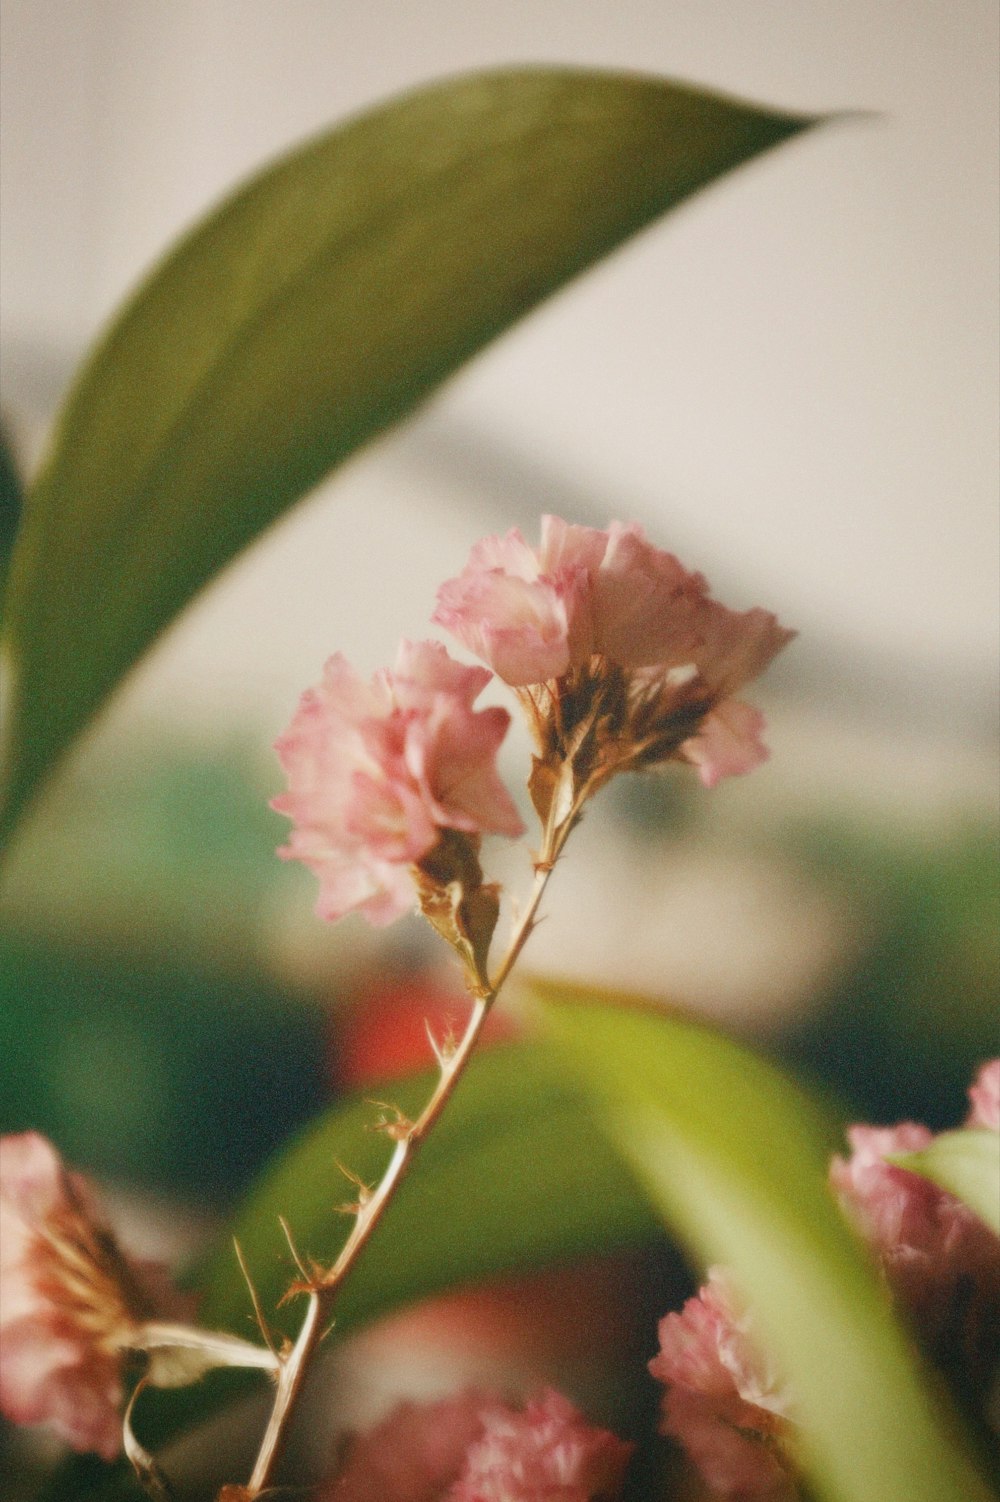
649;1270;795;1501
651;1062;999;1499
830;1060;1000;1372
967;1058;1000;1131
326;1387;632;1502
434;516;793;788
274;517;792;927
273;639;523;925
0;1133;183;1460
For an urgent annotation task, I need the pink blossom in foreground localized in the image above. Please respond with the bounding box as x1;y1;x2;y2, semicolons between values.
966;1060;1000;1131
449;1388;632;1502
0;1133;183;1460
676;699;770;789
830;1068;1000;1373
273;639;524;925
323;1388;631;1502
649;1269;796;1500
434;516;792;788
327;1390;488;1502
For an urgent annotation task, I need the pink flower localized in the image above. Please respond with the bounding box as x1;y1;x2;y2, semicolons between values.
676;699;770;789
322;1389;631;1502
434;517;792;790
966;1060;1000;1131
273;639;524;925
433;518;601;685
649;1269;796;1500
327;1390;488;1502
434;517;714;686
448;1388;632;1502
830;1105;1000;1373
0;1133;182;1460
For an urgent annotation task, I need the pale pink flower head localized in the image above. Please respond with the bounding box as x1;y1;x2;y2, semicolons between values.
649;1269;797;1500
434;516;793;794
273;639;524;926
966;1060;1000;1131
830;1113;1000;1374
448;1388;632;1502
0;1133;183;1460
321;1388;631;1502
326;1389;488;1502
432;522;582;685
677;699;770;789
434;516;709;686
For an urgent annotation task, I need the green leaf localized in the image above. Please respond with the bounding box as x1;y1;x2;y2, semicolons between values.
0;423;23;608
538;981;996;1502
197;1039;657;1336
895;1128;1000;1235
43;1040;659;1500
0;68;813;843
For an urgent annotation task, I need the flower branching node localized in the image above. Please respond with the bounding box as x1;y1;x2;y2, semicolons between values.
425;1016;459;1071
366;1100;415;1143
332;1160;375;1218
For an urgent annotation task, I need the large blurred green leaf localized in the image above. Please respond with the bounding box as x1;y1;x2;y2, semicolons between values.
43;1040;659;1499
896;1129;1000;1235
0;423;22;605
197;1039;658;1336
0;69;811;843
538;982;996;1502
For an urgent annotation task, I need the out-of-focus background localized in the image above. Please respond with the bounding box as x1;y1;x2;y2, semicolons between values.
0;1;997;1492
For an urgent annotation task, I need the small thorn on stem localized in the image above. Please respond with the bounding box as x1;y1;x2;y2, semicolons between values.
425;1016;457;1071
366;1099;414;1142
277;1215;311;1285
333;1159;373;1214
232;1239;278;1361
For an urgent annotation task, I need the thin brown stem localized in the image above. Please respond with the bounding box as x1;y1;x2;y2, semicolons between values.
244;996;494;1495
244;770;591;1497
245;1289;322;1494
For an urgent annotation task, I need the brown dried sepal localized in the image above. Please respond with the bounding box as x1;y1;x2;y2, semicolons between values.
413;830;500;993
526;753;560;827
520;664;630;825
524;659;724;816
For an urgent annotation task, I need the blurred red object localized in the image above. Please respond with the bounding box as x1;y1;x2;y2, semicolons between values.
332;969;518;1092
325;968;654;1432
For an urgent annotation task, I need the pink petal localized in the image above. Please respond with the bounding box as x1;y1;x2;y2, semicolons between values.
650;1271;793;1500
325;1391;489;1502
273;642;521;925
448;1388;632;1502
592;523;706;668
435;571;572;685
966;1061;1000;1131
680;700;770;787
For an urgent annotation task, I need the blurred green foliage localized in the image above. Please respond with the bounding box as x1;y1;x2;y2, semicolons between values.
0;933;328;1197
0;423;22;603
2;737;995;1204
0;69;810;844
542;984;996;1502
777;820;999;1129
0;741;329;1197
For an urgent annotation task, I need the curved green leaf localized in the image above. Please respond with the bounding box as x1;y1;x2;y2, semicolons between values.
896;1128;1000;1235
197;1040;657;1337
0;69;812;842
43;1040;659;1500
538;981;995;1502
0;423;23;607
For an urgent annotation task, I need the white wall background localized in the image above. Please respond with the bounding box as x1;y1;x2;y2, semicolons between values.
1;0;998;740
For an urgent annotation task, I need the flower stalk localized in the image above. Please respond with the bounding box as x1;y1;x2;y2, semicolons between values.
242;514;796;1497
244;834;572;1495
